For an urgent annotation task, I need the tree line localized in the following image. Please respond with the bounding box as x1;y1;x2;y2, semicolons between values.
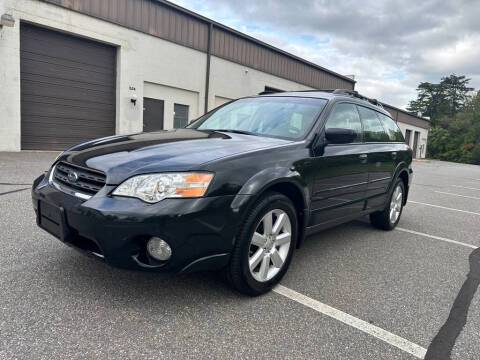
407;75;480;164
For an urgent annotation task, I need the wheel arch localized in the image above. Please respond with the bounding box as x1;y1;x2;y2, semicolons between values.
231;170;309;249
391;162;410;205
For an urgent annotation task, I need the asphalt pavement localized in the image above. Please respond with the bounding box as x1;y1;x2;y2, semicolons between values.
1;152;479;359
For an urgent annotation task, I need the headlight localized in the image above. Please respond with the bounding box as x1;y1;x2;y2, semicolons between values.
112;173;214;203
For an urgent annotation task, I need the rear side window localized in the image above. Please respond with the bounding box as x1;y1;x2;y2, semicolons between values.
325;103;362;142
357;106;389;142
377;113;405;142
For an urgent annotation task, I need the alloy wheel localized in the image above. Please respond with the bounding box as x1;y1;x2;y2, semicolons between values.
389;185;403;224
248;209;292;282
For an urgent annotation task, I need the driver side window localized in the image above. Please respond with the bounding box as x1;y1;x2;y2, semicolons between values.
325;103;363;142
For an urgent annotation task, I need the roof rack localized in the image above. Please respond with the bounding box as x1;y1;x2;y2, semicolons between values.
257;88;383;109
331;89;383;108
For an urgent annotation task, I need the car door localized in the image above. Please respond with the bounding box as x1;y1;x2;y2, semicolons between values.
356;105;395;209
309;102;369;225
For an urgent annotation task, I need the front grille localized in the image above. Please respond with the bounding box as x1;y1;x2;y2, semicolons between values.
53;161;106;197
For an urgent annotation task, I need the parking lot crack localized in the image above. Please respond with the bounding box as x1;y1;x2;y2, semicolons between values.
424;247;480;360
0;188;30;196
0;182;32;186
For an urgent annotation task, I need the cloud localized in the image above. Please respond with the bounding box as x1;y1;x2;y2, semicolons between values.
172;0;480;109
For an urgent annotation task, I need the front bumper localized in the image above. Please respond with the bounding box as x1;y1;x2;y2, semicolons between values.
32;174;246;273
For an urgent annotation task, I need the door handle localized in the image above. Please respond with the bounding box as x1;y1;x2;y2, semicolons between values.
359;154;368;163
391;152;397;159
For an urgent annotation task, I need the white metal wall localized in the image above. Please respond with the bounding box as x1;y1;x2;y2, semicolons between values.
397;122;429;158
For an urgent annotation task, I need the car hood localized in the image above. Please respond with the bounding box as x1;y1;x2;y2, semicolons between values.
60;129;291;184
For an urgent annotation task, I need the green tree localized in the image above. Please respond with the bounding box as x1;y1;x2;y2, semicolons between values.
472;143;480;165
440;74;474;116
407;82;446;125
410;75;479;164
425;90;480;163
407;75;474;127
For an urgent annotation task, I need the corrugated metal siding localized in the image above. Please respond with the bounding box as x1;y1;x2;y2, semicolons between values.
383;104;430;130
40;0;354;90
211;28;353;90
43;0;209;51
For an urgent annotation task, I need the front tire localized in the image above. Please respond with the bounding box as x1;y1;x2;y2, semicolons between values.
228;192;297;296
370;179;405;230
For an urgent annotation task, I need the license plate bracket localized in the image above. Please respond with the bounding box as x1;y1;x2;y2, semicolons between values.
37;200;71;242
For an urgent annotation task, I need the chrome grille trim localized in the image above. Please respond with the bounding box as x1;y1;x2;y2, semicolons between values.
49;162;106;200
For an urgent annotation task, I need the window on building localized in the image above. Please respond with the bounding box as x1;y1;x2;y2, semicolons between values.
325;103;362;142
405;129;412;146
173;103;189;128
357;105;389;142
377;113;405;142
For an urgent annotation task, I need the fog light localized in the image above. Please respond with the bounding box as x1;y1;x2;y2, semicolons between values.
146;237;172;261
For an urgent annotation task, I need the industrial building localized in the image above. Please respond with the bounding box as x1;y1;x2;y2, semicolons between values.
0;0;430;157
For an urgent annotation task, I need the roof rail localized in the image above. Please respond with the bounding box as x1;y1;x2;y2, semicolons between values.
257;88;383;109
332;89;383;108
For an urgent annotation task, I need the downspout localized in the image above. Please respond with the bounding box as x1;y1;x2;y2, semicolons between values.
204;23;213;114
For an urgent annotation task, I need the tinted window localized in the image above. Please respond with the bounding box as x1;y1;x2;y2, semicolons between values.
378;113;405;142
325;103;362;142
189;97;327;140
357;106;389;142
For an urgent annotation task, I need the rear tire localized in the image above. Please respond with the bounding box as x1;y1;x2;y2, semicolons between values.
370;179;405;230
228;191;297;296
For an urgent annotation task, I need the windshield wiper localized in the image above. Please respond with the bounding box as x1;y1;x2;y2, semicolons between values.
210;129;259;136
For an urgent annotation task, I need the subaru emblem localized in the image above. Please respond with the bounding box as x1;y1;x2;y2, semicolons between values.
67;170;79;183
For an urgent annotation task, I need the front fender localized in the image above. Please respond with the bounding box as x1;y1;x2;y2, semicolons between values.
229;167;310;249
231;167;308;210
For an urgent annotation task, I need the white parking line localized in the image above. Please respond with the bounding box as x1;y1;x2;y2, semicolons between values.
434;191;480;200
273;285;427;359
452;185;480;191
409;200;480;216
396;227;477;250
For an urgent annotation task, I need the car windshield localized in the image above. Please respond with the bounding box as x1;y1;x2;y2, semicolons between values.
187;96;328;140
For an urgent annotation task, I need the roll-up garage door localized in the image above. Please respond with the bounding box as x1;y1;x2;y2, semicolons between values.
20;23;116;150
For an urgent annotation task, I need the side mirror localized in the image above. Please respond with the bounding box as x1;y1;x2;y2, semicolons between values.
325;128;357;144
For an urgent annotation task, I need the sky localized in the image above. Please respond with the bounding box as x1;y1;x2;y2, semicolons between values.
171;0;480;109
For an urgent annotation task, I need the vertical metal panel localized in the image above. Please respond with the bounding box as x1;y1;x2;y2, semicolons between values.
133;0;141;29
91;0;100;16
125;0;134;28
108;0;117;22
159;5;167;37
99;0;108;18
140;0;149;33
